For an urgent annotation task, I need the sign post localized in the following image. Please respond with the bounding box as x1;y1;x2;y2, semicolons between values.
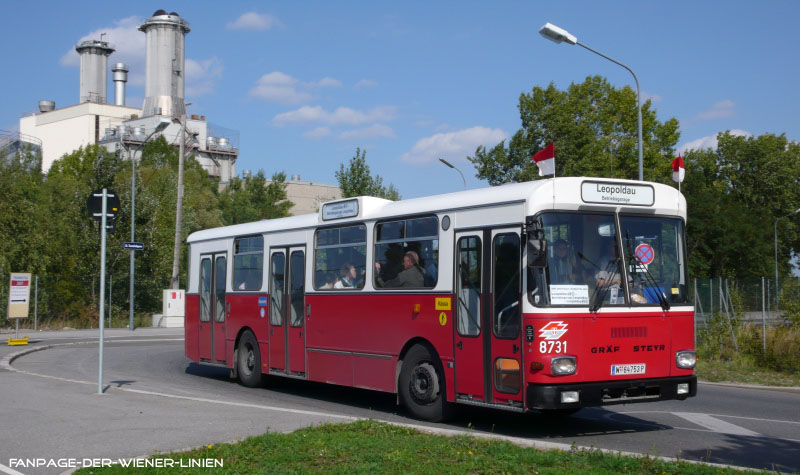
7;273;31;345
88;189;117;394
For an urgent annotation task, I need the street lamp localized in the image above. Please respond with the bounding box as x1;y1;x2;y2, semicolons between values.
774;208;800;308
128;118;170;331
539;22;644;182
438;158;467;190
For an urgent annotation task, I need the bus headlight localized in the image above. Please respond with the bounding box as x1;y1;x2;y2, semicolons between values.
676;350;696;369
551;356;577;376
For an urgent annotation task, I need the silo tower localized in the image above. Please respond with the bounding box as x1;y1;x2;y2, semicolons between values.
75;39;115;104
139;10;190;118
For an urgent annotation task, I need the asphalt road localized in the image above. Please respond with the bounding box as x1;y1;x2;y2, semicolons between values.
1;328;799;474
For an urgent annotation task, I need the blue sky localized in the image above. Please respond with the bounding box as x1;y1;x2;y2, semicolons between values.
2;1;799;198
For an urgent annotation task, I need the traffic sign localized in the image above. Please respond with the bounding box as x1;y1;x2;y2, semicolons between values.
87;189;120;222
124;242;145;251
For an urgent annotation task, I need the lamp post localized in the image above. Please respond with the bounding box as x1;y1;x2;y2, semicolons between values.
774;208;800;308
128;119;170;331
438;158;467;190
539;22;644;181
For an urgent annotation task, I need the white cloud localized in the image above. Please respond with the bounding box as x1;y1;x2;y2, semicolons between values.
273;105;396;126
185;58;223;97
400;126;507;165
303;127;332;140
694;100;735;121
642;91;662;103
678;129;752;153
354;79;377;90
249;72;342;104
249;72;312;105
316;77;342;88
227;12;280;31
339;124;396;140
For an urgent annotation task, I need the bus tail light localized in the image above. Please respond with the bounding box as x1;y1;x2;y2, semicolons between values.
676;350;696;369
551;356;577;376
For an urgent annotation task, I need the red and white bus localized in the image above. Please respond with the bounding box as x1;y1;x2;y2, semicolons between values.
185;177;696;421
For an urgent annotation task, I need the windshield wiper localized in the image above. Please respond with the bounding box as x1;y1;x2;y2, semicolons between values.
625;231;670;311
589;257;620;313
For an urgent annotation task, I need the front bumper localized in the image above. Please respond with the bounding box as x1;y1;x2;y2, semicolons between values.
527;375;697;410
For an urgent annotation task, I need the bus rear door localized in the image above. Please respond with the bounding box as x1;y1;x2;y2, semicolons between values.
198;252;227;363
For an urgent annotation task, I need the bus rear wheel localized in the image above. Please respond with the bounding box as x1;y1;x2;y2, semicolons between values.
399;344;451;422
237;331;262;388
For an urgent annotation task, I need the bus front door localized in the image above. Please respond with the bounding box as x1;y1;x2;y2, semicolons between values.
454;228;523;407
198;252;227;363
269;247;307;376
488;229;523;406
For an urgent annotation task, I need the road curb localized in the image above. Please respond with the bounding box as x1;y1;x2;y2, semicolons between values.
699;380;800;393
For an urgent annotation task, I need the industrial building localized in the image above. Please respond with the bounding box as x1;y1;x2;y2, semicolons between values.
17;10;238;183
261;174;343;216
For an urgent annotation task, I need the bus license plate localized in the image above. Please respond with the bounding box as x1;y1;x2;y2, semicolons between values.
611;364;646;375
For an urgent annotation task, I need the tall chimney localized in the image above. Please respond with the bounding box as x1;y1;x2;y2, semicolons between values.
139;10;190;118
75;39;115;103
112;63;129;106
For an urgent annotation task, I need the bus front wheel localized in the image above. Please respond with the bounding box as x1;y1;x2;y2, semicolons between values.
237;331;262;388
399;344;452;422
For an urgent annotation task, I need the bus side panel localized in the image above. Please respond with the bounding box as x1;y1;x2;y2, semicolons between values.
670;311;695;377
305;293;453;394
353;355;396;392
185;294;199;362
227;293;269;371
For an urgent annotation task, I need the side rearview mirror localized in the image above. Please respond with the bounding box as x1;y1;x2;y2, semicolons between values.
527;237;547;268
525;218;547;268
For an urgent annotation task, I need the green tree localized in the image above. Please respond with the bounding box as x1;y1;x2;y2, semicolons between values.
682;132;800;278
468;75;680;184
336;148;401;200
0;144;47;323
219;171;293;225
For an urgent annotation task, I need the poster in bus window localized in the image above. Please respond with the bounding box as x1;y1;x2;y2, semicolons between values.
549;284;589;305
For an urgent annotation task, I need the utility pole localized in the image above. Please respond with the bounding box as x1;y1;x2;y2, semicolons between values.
170;114;186;289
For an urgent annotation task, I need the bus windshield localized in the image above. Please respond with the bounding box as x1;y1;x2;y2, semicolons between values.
527;212;688;307
619;215;688;305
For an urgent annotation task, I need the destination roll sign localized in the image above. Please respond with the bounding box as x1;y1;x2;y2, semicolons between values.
580;181;654;207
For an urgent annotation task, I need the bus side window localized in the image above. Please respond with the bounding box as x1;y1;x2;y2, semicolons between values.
374;216;438;289
314;224;367;290
233;235;264;291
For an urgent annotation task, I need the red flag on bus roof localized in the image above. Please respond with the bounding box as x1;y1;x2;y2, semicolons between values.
532;142;555;176
671;154;685;183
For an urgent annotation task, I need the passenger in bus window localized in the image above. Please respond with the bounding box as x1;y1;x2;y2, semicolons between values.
376;251;425;288
549;239;577;284
335;263;358;288
319;271;337;289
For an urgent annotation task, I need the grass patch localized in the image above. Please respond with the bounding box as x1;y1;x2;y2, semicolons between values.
78;420;752;474
696;306;800;387
695;355;800;387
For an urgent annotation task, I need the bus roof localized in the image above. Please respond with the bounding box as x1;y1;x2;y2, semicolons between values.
187;177;685;243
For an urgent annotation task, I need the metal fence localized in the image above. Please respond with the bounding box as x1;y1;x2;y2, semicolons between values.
693;277;794;330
